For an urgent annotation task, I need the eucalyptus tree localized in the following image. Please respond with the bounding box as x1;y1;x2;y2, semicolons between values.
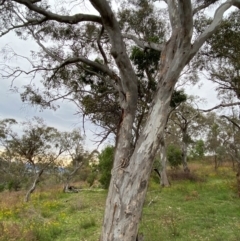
60;128;86;192
209;111;240;195
0;118;26;190
201;10;240;97
168;98;206;172
0;117;68;201
196;9;240;117
220;108;240;163
73;1;163;145
205;112;232;168
1;0;240;240
224;114;240;196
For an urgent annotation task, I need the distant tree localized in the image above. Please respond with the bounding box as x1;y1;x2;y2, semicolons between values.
206;114;224;169
170;100;200;172
0;117;69;201
0;119;26;191
59;129;86;192
220;111;240;196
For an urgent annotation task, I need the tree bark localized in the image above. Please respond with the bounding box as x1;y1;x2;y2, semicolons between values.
98;0;231;237
182;132;190;173
159;139;170;187
100;23;193;238
101;82;176;241
25;169;43;202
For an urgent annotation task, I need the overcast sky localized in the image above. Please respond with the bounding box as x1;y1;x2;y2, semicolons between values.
0;1;224;152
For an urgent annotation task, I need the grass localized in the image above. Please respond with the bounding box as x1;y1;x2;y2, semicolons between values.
0;161;240;240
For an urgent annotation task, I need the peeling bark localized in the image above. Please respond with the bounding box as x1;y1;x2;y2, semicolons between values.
101;83;176;241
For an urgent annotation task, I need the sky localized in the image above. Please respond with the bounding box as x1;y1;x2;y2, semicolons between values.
0;1;225;152
0;32;109;151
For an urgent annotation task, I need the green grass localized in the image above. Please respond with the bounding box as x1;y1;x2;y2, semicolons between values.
0;162;240;241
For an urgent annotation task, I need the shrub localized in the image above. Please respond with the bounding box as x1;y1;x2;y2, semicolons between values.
87;172;97;187
7;179;21;191
190;139;205;160
0;183;5;192
167;144;182;169
98;146;114;189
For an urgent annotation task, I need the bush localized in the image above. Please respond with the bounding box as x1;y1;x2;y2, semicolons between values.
190;139;205;160
7;179;21;191
0;183;5;192
167;144;182;169
98;146;114;189
87;172;97;187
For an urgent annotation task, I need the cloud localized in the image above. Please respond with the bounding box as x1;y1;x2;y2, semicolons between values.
0;30;109;151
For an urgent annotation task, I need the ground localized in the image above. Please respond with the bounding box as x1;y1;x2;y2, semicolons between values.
0;161;240;241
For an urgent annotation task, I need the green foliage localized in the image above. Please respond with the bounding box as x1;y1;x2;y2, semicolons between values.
197;10;240;98
7;179;21;192
98;146;114;189
167;144;182;169
118;0;165;41
86;171;97;187
191;139;205;160
170;90;187;108
0;184;5;192
130;46;160;78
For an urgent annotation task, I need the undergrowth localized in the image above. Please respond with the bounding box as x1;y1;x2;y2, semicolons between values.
0;162;239;241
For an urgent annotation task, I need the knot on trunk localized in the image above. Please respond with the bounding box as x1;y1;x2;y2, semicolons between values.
138;180;147;193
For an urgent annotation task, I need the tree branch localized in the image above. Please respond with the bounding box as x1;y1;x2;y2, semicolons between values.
81;66;120;92
167;0;179;31
0;17;46;37
30;29;63;62
13;0;102;24
178;0;193;43
221;115;240;129
199;102;240;112
97;26;108;65
51;56;120;84
193;0;219;15
89;0;138;111
122;34;162;51
191;0;233;56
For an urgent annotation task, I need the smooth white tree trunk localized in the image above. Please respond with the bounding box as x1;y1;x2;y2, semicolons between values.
160;139;170;187
101;83;175;241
